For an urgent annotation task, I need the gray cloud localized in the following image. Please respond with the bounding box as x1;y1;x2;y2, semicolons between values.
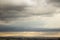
48;0;60;3
0;0;57;23
47;0;60;7
0;5;27;21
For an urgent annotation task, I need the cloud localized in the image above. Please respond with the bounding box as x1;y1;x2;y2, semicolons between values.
0;0;59;31
48;0;60;3
0;0;59;26
47;0;60;7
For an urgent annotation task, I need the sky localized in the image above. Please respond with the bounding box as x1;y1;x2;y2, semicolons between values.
0;0;60;31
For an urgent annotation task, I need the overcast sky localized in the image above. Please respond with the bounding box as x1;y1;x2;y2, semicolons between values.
0;0;60;30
